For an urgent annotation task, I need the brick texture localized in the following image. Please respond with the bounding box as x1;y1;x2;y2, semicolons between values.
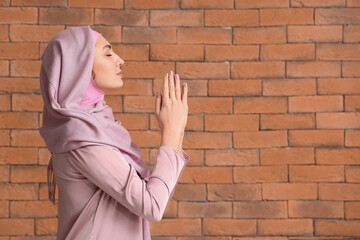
0;0;359;239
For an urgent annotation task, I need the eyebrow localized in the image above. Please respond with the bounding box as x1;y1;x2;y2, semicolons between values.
102;44;112;51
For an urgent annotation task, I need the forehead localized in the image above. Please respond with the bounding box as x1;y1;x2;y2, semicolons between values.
95;35;111;51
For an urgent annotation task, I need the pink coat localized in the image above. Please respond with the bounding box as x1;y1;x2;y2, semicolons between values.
51;144;190;240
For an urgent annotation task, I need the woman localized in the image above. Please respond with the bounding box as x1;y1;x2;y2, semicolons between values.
39;25;189;240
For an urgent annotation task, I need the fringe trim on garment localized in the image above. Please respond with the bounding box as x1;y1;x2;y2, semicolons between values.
47;154;57;205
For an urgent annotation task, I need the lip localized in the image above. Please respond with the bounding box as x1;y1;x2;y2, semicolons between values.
116;71;122;76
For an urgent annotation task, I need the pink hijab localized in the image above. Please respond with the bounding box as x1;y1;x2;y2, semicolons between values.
39;26;151;205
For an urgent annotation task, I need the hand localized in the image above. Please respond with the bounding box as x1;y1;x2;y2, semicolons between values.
155;70;188;152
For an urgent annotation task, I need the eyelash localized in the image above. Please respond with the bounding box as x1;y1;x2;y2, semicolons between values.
106;54;112;57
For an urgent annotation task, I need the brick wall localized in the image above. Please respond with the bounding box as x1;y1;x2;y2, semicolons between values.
0;0;360;239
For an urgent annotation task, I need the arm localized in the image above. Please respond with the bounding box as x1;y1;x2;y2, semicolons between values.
66;144;189;222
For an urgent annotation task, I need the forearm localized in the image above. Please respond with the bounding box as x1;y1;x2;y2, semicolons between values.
160;129;184;154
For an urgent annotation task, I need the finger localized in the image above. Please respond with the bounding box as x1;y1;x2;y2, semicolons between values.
155;91;160;115
169;70;176;100
175;74;181;100
163;72;169;102
182;82;188;105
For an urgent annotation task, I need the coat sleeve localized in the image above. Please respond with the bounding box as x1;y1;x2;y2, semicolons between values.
65;144;190;222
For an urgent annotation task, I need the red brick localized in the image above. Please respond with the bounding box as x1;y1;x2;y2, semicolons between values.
10;200;57;218
261;113;315;130
150;219;201;236
316;8;360;24
128;130;161;147
35;217;57;235
345;95;360;111
346;130;360;147
180;0;233;9
289;200;343;218
121;61;173;78
178;27;232;44
114;113;148;130
343;62;360;77
205;10;258;27
345;26;360;43
0;95;10;111
205;149;258;166
234;97;287;113
0;219;33;235
126;0;177;9
95;9;147;26
0;7;37;24
289;130;343;147
183;132;232;149
235;0;289;8
151;44;203;61
177;62;229;79
163;200;177;218
89;25;122;43
0;61;8;76
11;166;47;183
11;130;45;147
0;43;38;60
348;0;360;6
208;184;262;201
203;219;256;236
0;147;37;165
318;78;360;94
258;219;313;235
234;131;287;148
0;112;37;129
261;147;314;165
206;45;258;61
150;10;202;26
320;183;360;200
0;130;9;145
12;94;43;112
0;165;9;182
178;202;231;218
315;220;360;236
12;0;66;6
290;165;344;182
234;166;288;183
69;0;122;8
234;27;286;44
123;27;175;43
112;44;149;61
264;78;316;96
111;79;152;96
0;200;8;217
261;44;315;60
180;167;232;183
317;112;360;129
188;97;233;114
0;183;37;200
10;25;64;42
346;166;360;182
288;25;342;43
0;25;8;41
287;61;341;78
263;183;317;200
234;201;287;218
209;79;261;96
289;95;343;112
260;8;313;26
293;0;345;6
317;44;360;60
316;147;360;165
39;7;93;25
10;60;41;77
173;184;206;201
103;95;123;112
0;77;40;93
232;62;285;78
345;202;360;219
205;114;259;131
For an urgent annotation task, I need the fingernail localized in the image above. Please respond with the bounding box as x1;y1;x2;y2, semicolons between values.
156;91;159;97
166;73;168;78
184;83;187;88
176;74;179;78
170;70;173;76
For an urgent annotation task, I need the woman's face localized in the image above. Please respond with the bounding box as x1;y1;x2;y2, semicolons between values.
92;35;124;93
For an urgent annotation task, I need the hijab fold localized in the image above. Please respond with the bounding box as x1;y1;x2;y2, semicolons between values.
39;26;151;207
